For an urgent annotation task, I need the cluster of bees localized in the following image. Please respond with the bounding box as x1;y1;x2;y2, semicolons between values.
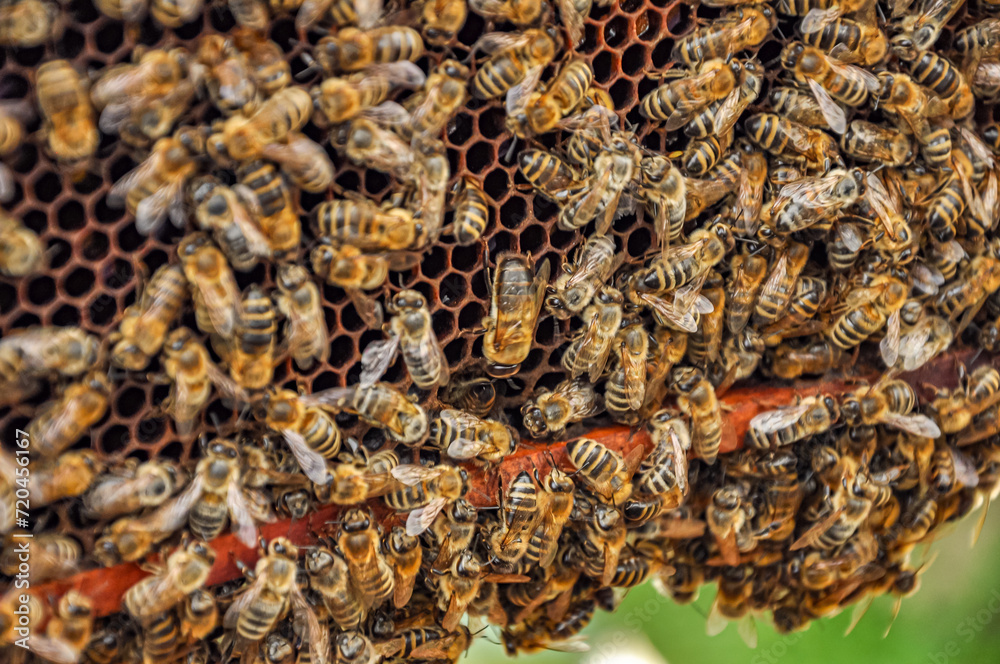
1;0;1000;660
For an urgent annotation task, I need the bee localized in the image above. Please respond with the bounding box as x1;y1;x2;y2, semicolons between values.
385;526;422;608
191;177;271;270
28;372;111;458
518;148;585;203
0;533;80;583
890;0;963;60
338;507;395;609
307;383;429;446
123;539;216;621
41;591;95;662
274;265;328;371
360;289;448;389
707;486;756;566
36;60;98;173
0;326;99;389
829;274;909;363
726;249;768;334
643;327;689;411
897;309;953;372
237;160;300;260
638;155;686;250
428;409;516;465
767;86;828;128
841;378;942;437
746;395;840;449
261;132;335;194
294;0;378;30
566;438;640;505
315;26;425;75
506;58;594;138
671;367;723;464
468;0;543;24
222;285;277;391
674;5;776;66
765;168;867;235
110;133;202;234
753;240;810;327
933;252;1000;334
769;338;851;379
800;15;888;66
192;35;257;116
604;319;650;416
579;502;628;585
716;329;766;394
224;538;328;664
84;459;179;520
309;241;386;327
634;410;690;500
151;0;203;26
559;129;643;234
0;212;44;277
229;28;291;97
521;377;601;438
745;112;843;170
218;86;312;161
313;198;423;255
312;63;424;126
262;389;341;485
470;29;557;100
28;450;102;508
686;274;725;365
443;175;491;246
228;0;270;31
561;286;624;381
176;233;241;340
0;0;58;46
640;58;742;131
406;59;469;139
546;234;618;319
905;51;975;119
683;131;734;177
929;446;980;497
841;120;913;165
780;41;880;134
482;254;550;378
92;0;148;20
305;547;363;629
385;463;467;535
431;498;480;571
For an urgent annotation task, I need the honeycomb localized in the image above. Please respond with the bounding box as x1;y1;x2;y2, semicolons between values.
0;0;717;551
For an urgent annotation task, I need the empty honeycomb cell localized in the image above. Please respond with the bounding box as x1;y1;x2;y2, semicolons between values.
622;44;648;76
269;18;298;53
500;197;527;229
89;294;117;326
51;303;80;326
636;9;661;41
420;245;449;279
0;282;15;314
450;244;480;272
535;371;566;391
82;231;109;261
0;73;28;99
604;16;630;48
63;266;96;298
26;275;55;307
458;301;484;330
439;273;467;307
628;227;654;257
114;386;147;418
444;338;467;366
115;224;144;253
47;238;72;270
518;223;547;254
364;170;391;197
579;23;600;54
328;336;356;368
610;79;636;109
593;50;614;84
21;208;47;234
68;0;100;23
13;46;45;68
100;425;129;456
56;28;87;59
477;108;506;140
11;144;38;175
549;227;576;250
432;309;456;339
535;316;556;345
72;171;103;196
448;113;474;145
488;229;514;257
103;259;134;290
32;170;62;204
58;199;87;232
466;141;495;174
311;371;339;392
520;348;545;373
137;417;165;444
531;196;558;223
621;0;644;12
484;168;509;202
174;17;205;41
664;1;693;35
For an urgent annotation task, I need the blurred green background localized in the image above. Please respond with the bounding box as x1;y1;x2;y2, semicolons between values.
471;506;1000;664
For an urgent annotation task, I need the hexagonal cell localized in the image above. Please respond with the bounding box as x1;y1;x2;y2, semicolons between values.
604;16;630;48
466;141;496;174
500;197;527;229
32;171;62;204
664;1;694;36
622;43;648;76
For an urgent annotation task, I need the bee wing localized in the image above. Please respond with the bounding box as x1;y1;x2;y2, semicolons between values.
200;280;241;340
345;288;384;329
806;78;847;134
775;172;841;209
673;271;711;316
391;463;441;486
800;6;841;33
880;310;901;367
664;70;724;131
353;0;382;28
282;429;331;485
230;186;272;257
471;32;531;56
447;436;489;459
108;152;160;207
880;412;942;439
757;252;789;308
291;585;330;664
960;127;997;169
899;324;934;372
557;0;586;44
26;636;79;664
133;181;182;235
228;483;265;548
738;167;763;235
366;62;426;88
564;379;602;419
712;85;744;137
359;100;412;127
360;336;400;389
842;285;882;309
639;292;699;333
83;476;133;518
831;57;881;93
950;447;981;488
748;402;813;434
621;343;646;410
294;0;335;30
836;221;865;253
98;102;133;134
790;504;846;551
143;473;204;533
405;496;448;536
506;65;543;116
223;572;269;629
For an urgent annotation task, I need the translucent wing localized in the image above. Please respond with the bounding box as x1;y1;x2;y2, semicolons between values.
294;0;335;30
880;412;942;438
354;0;382;28
506;65;543;116
27;636;79;664
143;474;204;533
837;222;864;253
828;57;881;92
405;496;448;535
664;70;726;131
845;595;875;635
880;309;900;367
737;615;758;649
806;79;847;135
960;127;997;168
108;153;160;207
790;504;846;550
360;336;400;389
367;62;426;88
757;252;789;309
198;274;240;338
447;437;489;459
227;483;261;548
223;572;268;628
673;271;710;316
133;182;181;234
639;292;700;333
346;288;383;329
557;0;586;44
99;102;132;134
800;6;841;33
472;32;531;56
292;585;330;664
748;402;813;434
705;597;729;636
282;429;331;484
910;262;944;296
898;324;933;371
621;343;646;410
565;236;616;288
949;447;981;488
359;100;412;126
391;464;441;486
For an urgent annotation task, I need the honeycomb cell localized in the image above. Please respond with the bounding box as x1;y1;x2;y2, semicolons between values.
89;294;117;326
56;28;86;59
364;170;391;196
27;276;56;307
439;273;467;307
63;266;95;298
100;425;130;456
450;243;480;272
68;0;101;23
444;338;466;366
137;417;165;444
458;301;485;330
484;168;509;202
621;0;643;12
610;79;636;109
477;107;507;140
13;46;45;68
593;50;614;84
432;309;456;339
32;171;62;204
329;336;356;368
115;386;147;418
500;197;527;229
117;224;145;253
449;113;474;145
174;17;205;41
82;231;109;261
622;44;648;76
47;238;73;270
12;144;38;175
95;22;124;54
489;229;515;256
518;223;547;254
466;141;495;174
549;227;576;249
72;171;103;196
604;16;630;48
421;245;449;279
0;282;15;314
665;1;694;35
628;227;654;257
651;38;673;69
637;10;662;41
579;23;600;54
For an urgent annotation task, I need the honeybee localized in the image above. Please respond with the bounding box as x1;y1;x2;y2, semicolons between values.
419;0;468;44
521;377;601;438
123;539;215;621
218;86;312;161
110;133;202;234
470;29;557;100
707;486;756;566
428;409;516;465
769;338;851;379
315;26;425;75
222;285;277;391
764;168;866;234
29;450;103;507
745;112;843;170
726;250;768;334
0;326;99;390
337;507;395;609
295;0;381;30
405;59;469;140
674;6;776;66
306;383;429;446
904;51;975;119
309;241;386;327
897;310;953;371
337;117;418;183
890;0;962;60
841;378;942;437
177;233;241;340
262;388;340;485
671;367;723;465
482;253;550;378
90;47;186;124
800;15;888;66
161;327;243;437
84;459;179;520
933;252;1000;334
191;35;257;116
274;265;328;371
637;155;686;250
546;234;618;319
579;502;627;586
826;274;908;363
640;59;742;131
0;0;58;46
0;212;44;277
28;372;111;458
261;132;334;194
313;198;424;256
238;160;301;260
384;526;422;608
360;289;449;390
385;463;466;535
36;60;98;173
561;286;624;381
0;533;80;583
224;538;328;664
506;59;594;139
227;28;291;97
746;395;840;449
566;438;640;505
767;86;828;127
518;148;586;203
305;547;363;630
841;120;913;165
190;177;271;271
686;274;725;365
313;63;424;126
41;591;95;663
